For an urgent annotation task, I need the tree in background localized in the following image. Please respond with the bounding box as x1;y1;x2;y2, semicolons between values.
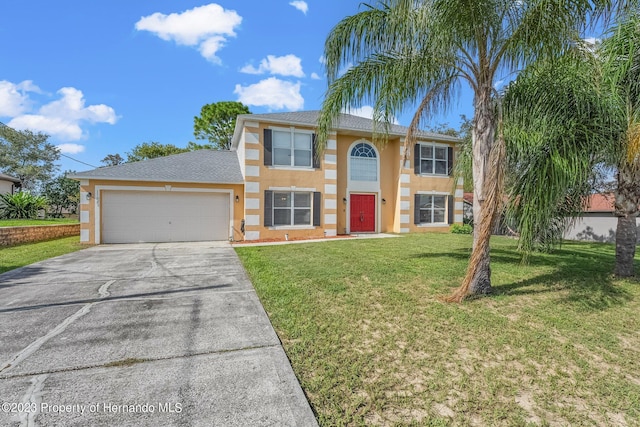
99;101;251;163
193;101;250;150
101;153;124;167
42;171;80;217
0;123;59;191
502;13;640;277
503;48;613;254
601;14;640;276
317;0;632;301
101;142;191;165
125;142;189;162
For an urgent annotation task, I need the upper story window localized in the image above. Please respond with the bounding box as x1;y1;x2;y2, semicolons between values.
265;128;314;168
350;142;378;181
415;143;453;176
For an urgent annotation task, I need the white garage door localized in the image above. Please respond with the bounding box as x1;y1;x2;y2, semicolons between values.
102;191;230;243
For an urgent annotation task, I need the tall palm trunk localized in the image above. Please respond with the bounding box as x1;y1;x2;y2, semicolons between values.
469;87;496;294
446;86;504;302
614;164;640;276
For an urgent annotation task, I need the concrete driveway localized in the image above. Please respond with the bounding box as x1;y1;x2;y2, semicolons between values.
0;242;317;427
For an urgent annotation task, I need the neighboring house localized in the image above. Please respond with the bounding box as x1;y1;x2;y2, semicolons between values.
70;111;464;244
564;193;640;243
0;173;21;194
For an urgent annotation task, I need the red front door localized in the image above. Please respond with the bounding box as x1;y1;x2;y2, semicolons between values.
350;194;376;232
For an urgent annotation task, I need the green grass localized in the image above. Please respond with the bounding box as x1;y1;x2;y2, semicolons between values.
236;234;640;426
0;218;78;227
0;236;85;274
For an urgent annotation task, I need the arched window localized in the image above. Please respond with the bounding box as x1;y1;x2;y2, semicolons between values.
350;142;378;181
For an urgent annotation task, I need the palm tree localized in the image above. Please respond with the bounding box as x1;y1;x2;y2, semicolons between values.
317;0;634;301
503;13;640;277
502;46;615;256
598;14;640;276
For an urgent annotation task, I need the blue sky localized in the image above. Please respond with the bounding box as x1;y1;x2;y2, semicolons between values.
0;1;475;173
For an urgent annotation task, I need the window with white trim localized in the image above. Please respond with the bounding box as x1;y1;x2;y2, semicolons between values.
420;144;449;175
350;142;377;181
273;129;313;167
273;192;311;226
417;194;447;224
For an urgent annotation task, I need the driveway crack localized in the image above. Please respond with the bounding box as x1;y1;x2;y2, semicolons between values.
0;344;281;380
18;374;47;427
0;280;116;374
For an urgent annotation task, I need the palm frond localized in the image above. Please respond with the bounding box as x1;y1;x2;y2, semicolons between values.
503;47;617;253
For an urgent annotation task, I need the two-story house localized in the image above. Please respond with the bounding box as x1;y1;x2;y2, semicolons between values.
71;111;463;244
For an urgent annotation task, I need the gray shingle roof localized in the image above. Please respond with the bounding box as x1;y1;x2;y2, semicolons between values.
69;150;243;184
232;110;460;148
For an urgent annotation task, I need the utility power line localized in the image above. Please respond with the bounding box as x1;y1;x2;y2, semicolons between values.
2;121;99;169
59;152;98;169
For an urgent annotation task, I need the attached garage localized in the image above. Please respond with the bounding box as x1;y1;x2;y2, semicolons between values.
101;190;231;243
70;150;245;245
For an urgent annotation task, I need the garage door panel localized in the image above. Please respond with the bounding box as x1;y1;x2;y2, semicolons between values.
102;191;229;243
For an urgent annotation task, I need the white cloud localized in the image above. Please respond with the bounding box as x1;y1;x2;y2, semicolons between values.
39;87;117;124
5;85;118;141
319;55;326;65
234;77;304;110
240;54;305;77
345;106;374;119
135;3;242;63
290;1;308;14
198;36;227;64
9;115;84;141
0;80;41;117
57;143;85;154
17;80;43;93
310;72;321;80
343;105;399;124
583;37;601;45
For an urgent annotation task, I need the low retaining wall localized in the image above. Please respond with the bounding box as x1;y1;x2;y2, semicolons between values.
0;223;80;246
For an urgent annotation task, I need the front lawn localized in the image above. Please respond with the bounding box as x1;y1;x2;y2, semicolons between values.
0;218;78;227
236;234;640;426
0;236;84;274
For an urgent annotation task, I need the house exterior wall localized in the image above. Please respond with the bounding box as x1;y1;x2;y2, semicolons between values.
564;213;640;243
242;122;332;241
335;135;401;235
237;127;247;178
407;170;461;234
78;179;244;244
0;180;16;194
238;120;463;241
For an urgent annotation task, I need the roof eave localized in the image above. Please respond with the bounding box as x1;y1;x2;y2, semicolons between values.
231;114;462;144
0;176;21;183
67;175;244;185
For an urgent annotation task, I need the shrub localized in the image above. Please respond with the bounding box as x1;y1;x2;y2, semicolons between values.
450;223;473;234
0;191;48;219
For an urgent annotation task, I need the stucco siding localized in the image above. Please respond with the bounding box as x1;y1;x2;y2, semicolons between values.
239;116;462;240
564;213;640;243
242;122;328;240
0;180;15;194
